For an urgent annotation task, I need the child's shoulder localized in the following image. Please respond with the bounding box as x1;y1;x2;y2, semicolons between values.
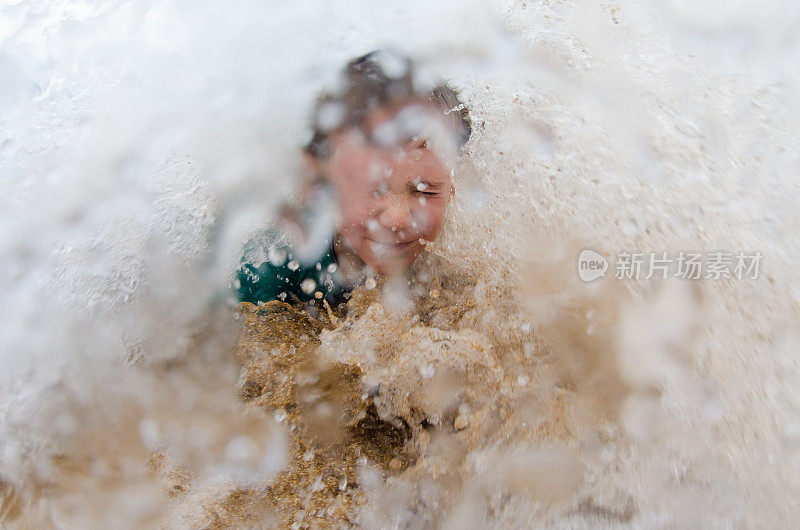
237;228;343;306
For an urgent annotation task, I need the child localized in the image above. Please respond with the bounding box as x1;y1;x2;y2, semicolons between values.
237;50;471;306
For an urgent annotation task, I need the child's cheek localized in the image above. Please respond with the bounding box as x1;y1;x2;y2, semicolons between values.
409;201;436;237
338;191;375;226
422;201;447;240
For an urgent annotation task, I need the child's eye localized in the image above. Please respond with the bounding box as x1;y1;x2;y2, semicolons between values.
411;180;437;196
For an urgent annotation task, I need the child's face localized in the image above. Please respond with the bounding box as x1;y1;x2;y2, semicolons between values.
323;101;455;273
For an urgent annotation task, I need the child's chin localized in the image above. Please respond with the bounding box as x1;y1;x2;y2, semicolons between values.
365;248;421;274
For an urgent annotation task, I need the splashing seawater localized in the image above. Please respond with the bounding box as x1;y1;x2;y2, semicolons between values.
2;0;800;528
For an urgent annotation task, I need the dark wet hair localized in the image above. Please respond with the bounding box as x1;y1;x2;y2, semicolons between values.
304;49;472;159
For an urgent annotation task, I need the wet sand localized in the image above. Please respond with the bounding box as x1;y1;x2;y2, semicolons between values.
150;251;625;528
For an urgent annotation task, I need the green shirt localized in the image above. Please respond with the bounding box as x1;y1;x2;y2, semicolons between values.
237;230;347;305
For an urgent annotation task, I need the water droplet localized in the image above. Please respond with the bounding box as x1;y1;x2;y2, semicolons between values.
301;278;317;294
269;245;288;266
373;49;408;78
225;436;257;462
419;363;435;378
317;101;345;131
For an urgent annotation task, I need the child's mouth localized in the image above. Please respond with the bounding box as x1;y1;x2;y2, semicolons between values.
368;238;417;253
392;240;415;249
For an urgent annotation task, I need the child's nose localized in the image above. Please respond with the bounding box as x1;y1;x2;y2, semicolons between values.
378;197;413;232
